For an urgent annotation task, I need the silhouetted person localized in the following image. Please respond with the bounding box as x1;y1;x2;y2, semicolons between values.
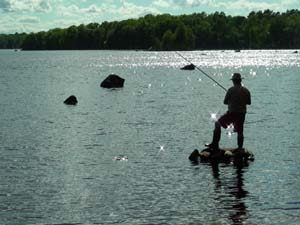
206;73;251;150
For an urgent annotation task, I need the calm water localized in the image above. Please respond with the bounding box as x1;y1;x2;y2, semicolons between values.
0;49;299;225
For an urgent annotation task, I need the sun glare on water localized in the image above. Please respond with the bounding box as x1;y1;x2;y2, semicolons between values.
210;113;218;121
158;145;165;152
226;124;234;139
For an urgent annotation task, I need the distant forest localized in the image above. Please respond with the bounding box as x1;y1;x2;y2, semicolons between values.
0;10;300;50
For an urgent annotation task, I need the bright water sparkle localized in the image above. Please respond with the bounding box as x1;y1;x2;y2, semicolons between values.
0;49;300;225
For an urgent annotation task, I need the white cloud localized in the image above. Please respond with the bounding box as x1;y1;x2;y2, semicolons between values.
56;0;157;22
0;0;52;12
117;1;160;18
171;0;213;7
212;0;282;14
57;4;79;17
49;18;82;29
165;0;295;15
97;2;118;13
18;16;40;24
280;0;299;5
187;0;213;7
81;4;102;14
0;15;16;33
57;3;103;17
0;14;43;33
153;0;172;8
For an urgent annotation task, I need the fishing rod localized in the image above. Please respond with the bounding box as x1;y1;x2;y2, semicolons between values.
175;51;227;92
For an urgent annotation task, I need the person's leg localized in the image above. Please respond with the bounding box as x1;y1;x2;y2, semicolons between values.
206;112;232;149
206;121;221;149
237;131;244;149
212;121;221;149
234;113;246;149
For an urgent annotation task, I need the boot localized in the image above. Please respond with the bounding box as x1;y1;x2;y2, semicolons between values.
205;125;221;150
205;143;218;149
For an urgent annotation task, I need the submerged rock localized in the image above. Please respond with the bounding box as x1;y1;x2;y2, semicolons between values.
100;74;125;88
113;155;128;161
64;95;78;105
180;64;195;70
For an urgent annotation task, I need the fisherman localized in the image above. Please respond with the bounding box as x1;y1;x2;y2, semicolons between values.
206;73;251;151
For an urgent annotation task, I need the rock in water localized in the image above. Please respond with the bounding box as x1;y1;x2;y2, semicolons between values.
189;148;255;163
64;95;78;105
180;64;195;70
100;74;125;88
189;149;200;162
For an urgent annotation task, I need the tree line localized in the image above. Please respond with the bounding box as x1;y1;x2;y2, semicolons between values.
0;10;299;50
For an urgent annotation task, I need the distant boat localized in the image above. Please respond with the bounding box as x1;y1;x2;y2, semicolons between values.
293;50;298;54
235;49;241;52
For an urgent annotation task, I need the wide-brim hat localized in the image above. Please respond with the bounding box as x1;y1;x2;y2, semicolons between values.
230;73;244;80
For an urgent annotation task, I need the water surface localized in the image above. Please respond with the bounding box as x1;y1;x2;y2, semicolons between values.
0;49;299;224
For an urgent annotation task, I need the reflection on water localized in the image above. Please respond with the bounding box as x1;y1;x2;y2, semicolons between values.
210;161;249;225
190;158;252;225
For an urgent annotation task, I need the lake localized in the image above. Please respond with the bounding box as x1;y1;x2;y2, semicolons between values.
0;49;299;224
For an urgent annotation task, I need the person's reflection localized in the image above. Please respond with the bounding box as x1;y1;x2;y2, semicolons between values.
210;160;249;225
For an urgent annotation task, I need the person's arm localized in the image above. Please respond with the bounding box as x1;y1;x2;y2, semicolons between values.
224;90;230;105
247;90;251;105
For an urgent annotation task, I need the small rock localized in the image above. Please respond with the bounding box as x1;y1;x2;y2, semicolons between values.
64;95;78;105
200;151;211;158
180;64;195;70
188;149;200;162
224;150;233;156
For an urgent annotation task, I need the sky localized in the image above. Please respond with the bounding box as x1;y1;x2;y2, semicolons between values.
0;0;299;34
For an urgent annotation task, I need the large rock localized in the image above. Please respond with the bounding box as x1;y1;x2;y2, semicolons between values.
180;64;195;70
100;74;125;88
189;148;254;164
64;95;78;105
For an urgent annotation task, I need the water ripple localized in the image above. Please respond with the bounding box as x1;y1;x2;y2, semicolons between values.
0;50;299;224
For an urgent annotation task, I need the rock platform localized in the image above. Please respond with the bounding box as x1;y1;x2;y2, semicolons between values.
189;147;255;164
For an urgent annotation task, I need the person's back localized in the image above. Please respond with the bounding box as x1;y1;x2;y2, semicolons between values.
224;85;251;113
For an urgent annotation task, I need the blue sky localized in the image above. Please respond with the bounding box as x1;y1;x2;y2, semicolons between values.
0;0;299;33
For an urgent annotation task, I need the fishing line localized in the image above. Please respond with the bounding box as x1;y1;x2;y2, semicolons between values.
175;51;235;140
175;51;227;92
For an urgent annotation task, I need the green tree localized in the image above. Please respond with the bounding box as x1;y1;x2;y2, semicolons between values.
162;29;175;50
3;10;299;50
173;23;195;50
